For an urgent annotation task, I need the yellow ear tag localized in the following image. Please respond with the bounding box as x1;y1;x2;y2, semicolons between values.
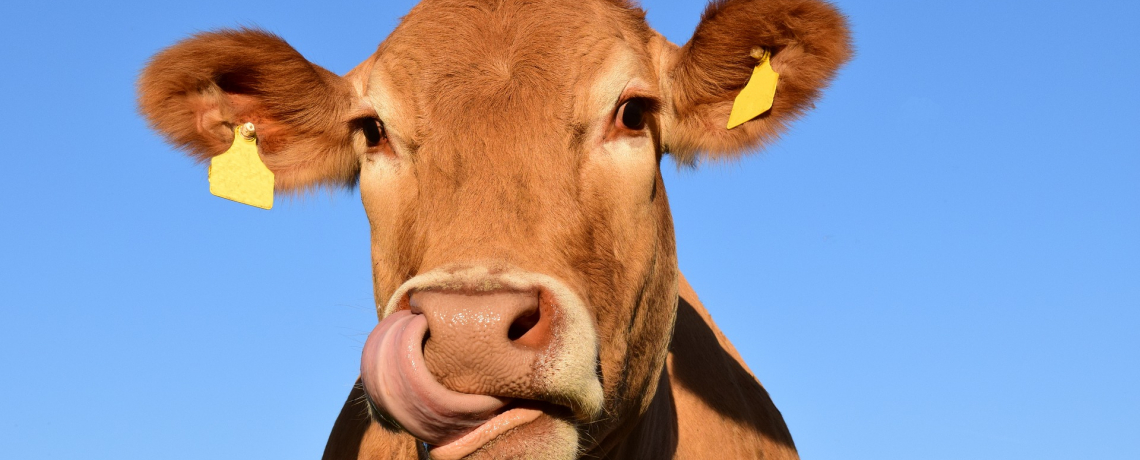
207;123;275;209
726;48;780;129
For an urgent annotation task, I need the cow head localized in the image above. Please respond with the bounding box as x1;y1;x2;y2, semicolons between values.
138;0;849;458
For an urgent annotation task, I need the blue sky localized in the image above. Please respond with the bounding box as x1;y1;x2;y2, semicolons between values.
1;0;1136;458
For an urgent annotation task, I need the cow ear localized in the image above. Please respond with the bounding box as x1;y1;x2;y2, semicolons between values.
660;0;852;163
138;28;362;192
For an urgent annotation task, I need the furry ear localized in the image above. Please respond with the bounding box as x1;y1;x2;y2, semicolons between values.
660;0;851;162
137;28;362;192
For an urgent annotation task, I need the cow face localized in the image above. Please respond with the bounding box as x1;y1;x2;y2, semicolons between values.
137;0;849;458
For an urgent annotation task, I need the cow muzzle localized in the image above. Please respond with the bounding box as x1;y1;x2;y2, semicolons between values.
360;267;603;459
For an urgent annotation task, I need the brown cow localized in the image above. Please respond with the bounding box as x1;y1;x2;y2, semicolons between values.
137;0;849;458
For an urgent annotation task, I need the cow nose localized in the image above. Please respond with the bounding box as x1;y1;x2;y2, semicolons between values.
410;290;554;396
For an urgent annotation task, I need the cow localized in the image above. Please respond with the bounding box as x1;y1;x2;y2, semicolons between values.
137;0;850;458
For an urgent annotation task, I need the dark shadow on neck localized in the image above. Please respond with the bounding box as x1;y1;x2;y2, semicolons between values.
668;295;797;450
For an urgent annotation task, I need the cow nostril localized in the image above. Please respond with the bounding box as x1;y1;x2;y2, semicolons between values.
507;307;541;342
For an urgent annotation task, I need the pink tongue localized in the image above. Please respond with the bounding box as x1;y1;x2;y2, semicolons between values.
360;310;507;445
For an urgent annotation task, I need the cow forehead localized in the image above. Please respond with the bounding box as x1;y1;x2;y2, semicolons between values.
365;0;655;147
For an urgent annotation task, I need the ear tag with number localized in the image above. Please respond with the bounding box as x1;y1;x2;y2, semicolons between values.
208;122;275;209
727;48;780;129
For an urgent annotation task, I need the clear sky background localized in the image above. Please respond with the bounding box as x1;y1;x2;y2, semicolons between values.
1;0;1136;458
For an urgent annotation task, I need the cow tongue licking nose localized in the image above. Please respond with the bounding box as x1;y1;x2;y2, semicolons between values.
360;290;553;449
359;310;504;446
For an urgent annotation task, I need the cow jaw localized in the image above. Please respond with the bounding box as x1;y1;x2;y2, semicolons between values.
361;266;604;458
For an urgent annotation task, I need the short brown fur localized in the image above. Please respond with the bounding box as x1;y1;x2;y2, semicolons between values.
137;0;850;458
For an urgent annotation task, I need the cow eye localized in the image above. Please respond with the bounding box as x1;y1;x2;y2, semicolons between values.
617;99;648;131
359;118;386;148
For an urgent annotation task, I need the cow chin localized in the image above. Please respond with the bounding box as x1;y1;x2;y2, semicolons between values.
365;265;605;456
431;413;579;460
